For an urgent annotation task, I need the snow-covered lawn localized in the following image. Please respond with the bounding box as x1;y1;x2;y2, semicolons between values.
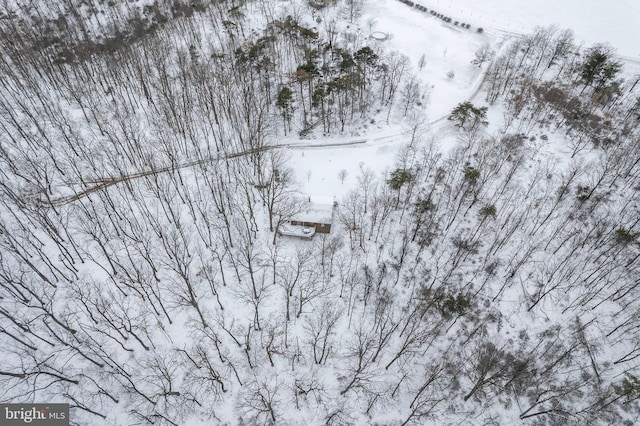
417;0;640;59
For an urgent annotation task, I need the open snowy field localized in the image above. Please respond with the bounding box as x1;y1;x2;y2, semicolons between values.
417;0;640;59
363;0;487;117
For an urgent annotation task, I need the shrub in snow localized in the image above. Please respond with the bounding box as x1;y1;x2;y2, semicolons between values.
480;205;497;218
448;101;489;130
387;168;414;190
615;228;637;245
463;165;481;184
435;291;472;319
619;374;640;401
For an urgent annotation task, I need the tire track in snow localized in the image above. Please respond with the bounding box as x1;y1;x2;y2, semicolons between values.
40;139;369;205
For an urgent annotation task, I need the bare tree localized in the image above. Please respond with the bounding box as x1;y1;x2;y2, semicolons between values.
258;151;298;232
304;301;343;364
238;376;282;425
472;44;493;67
338;168;348;184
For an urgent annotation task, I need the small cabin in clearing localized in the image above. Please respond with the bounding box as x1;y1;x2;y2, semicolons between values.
279;198;337;240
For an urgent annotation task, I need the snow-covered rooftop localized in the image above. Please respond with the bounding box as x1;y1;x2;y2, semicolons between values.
279;223;315;239
293;196;335;224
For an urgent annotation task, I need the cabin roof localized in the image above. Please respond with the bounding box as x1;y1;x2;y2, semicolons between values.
293;196;335;224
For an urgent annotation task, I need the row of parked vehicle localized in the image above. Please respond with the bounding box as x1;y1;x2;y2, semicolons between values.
395;0;483;33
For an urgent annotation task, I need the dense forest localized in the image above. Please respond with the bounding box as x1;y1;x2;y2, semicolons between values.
0;0;639;424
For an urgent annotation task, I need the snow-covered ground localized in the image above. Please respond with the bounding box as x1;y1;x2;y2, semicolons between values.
417;0;640;59
364;0;487;117
290;0;489;200
289;0;640;204
2;0;639;424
